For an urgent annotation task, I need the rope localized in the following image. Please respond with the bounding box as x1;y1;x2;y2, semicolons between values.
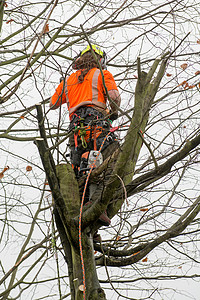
78;131;111;300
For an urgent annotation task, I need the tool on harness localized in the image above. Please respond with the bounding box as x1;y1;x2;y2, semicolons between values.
88;150;103;169
79;118;87;148
74;119;87;149
79;150;103;176
79;151;89;175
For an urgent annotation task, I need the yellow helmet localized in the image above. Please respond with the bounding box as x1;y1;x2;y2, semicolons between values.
81;44;104;57
72;44;107;69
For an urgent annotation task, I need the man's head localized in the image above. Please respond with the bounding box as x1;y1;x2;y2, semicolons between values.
72;44;107;71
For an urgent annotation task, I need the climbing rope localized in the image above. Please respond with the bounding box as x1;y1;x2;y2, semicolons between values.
78;123;144;297
78;131;111;300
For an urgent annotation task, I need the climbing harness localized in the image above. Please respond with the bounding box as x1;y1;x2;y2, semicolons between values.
69;107;117;177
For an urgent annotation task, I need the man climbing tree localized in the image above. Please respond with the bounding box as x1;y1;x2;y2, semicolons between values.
50;44;121;227
50;44;121;172
46;43;124;299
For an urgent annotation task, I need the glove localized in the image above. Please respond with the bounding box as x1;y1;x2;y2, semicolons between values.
109;113;118;121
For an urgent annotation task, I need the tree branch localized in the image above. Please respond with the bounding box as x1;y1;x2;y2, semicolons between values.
125;133;200;197
96;195;200;266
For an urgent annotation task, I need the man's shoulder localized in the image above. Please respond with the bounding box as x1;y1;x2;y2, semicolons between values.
102;69;115;80
67;70;80;82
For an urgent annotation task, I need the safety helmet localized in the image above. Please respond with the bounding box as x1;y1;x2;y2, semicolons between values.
72;44;107;70
81;44;104;57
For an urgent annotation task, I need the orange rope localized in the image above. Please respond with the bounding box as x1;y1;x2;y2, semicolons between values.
78;132;111;299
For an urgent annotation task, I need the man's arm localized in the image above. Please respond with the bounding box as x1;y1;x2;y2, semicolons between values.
101;70;121;120
50;80;66;109
108;89;121;120
50;97;58;109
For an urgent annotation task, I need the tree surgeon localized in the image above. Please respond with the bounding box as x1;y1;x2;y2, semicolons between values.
50;44;121;229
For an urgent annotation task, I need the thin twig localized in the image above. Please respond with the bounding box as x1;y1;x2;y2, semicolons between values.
138;130;158;169
116;174;129;206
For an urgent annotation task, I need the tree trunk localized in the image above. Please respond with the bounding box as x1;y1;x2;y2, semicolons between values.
55;164;106;300
71;235;106;300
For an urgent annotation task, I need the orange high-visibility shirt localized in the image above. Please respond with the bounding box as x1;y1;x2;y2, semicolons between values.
51;68;119;119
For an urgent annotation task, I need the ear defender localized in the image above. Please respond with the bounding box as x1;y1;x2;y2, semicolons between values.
100;51;107;69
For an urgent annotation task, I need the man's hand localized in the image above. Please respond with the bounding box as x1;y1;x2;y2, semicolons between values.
109;113;118;121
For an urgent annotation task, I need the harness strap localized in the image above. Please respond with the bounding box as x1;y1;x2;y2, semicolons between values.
74;131;78;150
93;125;97;151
